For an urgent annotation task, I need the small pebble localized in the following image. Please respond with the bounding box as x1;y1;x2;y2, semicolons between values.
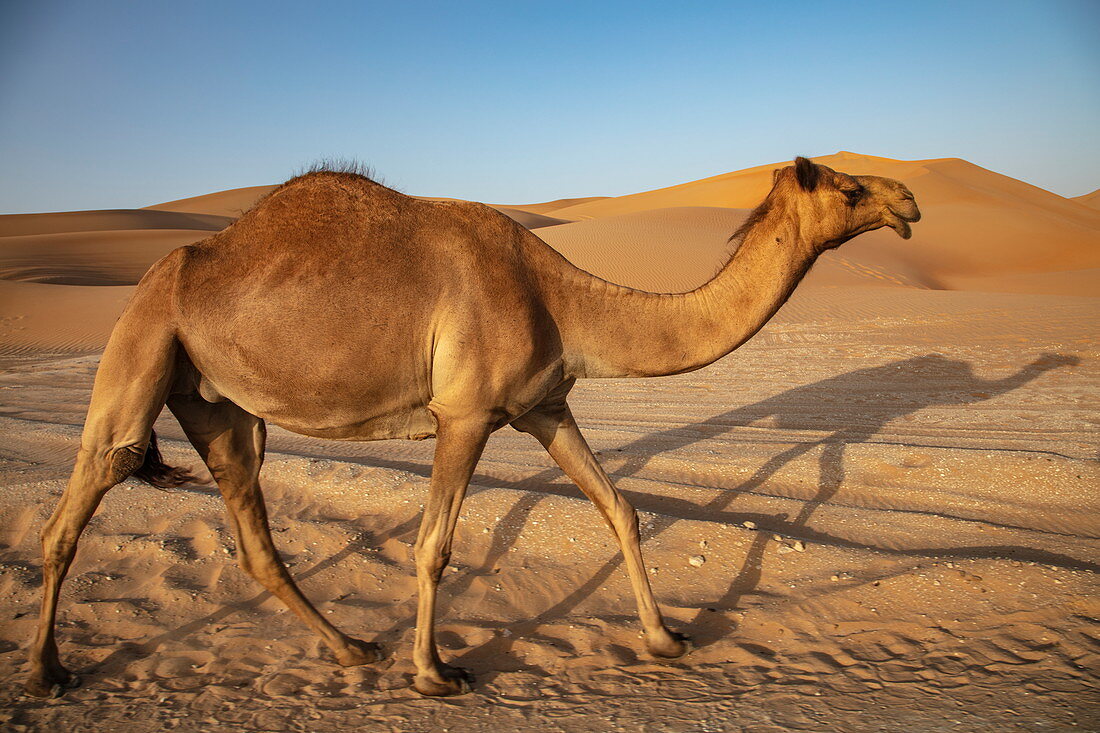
792;540;805;552
688;555;706;567
742;521;756;530
777;545;795;554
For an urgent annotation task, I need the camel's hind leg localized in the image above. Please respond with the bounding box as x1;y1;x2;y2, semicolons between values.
166;393;380;667
26;297;185;697
25;448;146;697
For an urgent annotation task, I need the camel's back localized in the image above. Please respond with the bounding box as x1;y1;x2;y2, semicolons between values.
185;172;513;291
165;171;553;438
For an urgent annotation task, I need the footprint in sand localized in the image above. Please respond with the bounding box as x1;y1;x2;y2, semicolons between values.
261;672;309;697
152;651;216;691
179;518;220;557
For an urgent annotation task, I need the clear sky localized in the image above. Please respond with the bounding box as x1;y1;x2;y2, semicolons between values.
1;1;1097;213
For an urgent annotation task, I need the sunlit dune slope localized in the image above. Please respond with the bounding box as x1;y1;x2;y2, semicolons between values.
1073;188;1100;210
539;152;1099;293
536;207;942;292
145;185;278;218
0;209;232;237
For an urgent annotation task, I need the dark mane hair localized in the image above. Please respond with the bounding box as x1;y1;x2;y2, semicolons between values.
727;197;772;244
294;158;379;181
237;159;390;218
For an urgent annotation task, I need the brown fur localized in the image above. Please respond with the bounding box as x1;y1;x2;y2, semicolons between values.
26;158;920;698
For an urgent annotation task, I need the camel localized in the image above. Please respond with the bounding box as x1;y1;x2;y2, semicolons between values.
26;157;920;697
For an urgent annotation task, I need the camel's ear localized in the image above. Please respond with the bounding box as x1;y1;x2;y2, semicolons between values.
772;168;782;184
794;156;819;192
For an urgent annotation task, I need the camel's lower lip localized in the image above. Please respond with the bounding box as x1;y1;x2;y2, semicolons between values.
889;218;913;239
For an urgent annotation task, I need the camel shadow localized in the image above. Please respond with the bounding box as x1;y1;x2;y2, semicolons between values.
88;352;1085;688
445;351;1085;679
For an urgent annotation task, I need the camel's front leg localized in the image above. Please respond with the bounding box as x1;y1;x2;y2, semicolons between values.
513;404;691;659
412;415;491;696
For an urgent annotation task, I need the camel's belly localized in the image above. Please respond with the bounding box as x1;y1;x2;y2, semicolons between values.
183;341;437;442
265;404;438;442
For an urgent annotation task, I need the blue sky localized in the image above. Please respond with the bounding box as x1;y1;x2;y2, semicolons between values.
1;1;1097;213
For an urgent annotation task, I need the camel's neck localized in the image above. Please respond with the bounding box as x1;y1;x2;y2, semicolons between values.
541;199;819;379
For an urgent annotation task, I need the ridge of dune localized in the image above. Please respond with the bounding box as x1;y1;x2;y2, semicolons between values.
1074;188;1100;210
502;196;610;215
145;185;278;217
489;206;572;229
534;206;939;293
544;152;1100;290
0;209;232;238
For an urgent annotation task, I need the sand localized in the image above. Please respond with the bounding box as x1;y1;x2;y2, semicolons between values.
1074;189;1100;210
0;153;1097;731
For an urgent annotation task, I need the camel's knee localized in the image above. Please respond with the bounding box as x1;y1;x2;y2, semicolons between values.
610;498;641;539
414;545;451;583
236;547;280;585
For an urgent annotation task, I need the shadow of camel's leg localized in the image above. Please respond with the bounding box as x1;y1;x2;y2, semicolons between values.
167;394;380;666
411;415;491;696
513;403;690;659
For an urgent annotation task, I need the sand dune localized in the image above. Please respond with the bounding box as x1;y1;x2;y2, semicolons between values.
503;195;610;215
541;152;1100;292
1074;188;1100;210
488;207;572;230
535;207;743;292
0;280;133;358
536;207;943;292
0;230;219;286
146;185;278;218
0;154;1097;729
0;210;232;238
1;150;1096;358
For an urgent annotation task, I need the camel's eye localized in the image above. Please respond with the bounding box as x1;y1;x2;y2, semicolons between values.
842;187;863;205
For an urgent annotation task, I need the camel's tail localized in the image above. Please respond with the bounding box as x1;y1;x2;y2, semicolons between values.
134;429;197;488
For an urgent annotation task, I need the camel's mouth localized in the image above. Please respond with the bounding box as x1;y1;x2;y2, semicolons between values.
887;215;913;239
886;198;921;239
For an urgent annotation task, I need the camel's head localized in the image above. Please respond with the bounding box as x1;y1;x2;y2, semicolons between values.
771;157;921;250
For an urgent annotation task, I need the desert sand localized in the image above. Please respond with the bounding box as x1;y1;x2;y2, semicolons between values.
0;153;1097;731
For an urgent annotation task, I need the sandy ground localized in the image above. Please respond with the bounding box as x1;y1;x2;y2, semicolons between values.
0;153;1097;731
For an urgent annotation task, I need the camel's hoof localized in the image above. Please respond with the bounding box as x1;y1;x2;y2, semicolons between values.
647;631;693;660
25;669;80;698
333;638;383;667
413;666;474;697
